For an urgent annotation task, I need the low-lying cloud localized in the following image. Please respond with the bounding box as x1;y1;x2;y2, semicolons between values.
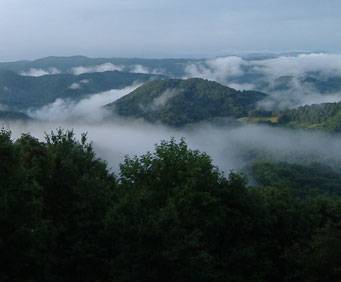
27;85;139;122
185;53;341;109
4;120;341;176
185;56;245;82
71;63;123;75
20;67;61;77
251;53;341;78
152;89;179;108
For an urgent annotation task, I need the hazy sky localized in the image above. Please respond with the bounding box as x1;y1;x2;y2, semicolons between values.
0;0;340;60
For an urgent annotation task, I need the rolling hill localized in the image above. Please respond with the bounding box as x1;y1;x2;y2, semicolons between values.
106;78;267;126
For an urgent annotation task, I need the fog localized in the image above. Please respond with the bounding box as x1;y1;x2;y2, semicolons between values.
185;53;341;109
71;63;123;75
20;67;61;77
27;85;140;122
4;119;341;175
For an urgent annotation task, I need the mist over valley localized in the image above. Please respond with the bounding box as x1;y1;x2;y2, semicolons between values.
1;1;341;280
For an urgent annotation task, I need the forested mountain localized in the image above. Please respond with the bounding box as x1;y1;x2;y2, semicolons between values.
0;130;340;282
0;70;164;109
107;78;267;126
278;102;341;132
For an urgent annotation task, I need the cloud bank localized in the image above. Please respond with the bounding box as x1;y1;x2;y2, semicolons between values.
71;63;123;75
185;53;341;109
4;120;341;175
20;67;61;77
27;85;139;122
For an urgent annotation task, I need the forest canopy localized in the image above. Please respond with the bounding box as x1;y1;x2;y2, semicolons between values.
0;129;340;282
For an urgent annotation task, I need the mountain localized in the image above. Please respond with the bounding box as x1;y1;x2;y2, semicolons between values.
106;78;267;126
0;70;164;109
277;102;341;132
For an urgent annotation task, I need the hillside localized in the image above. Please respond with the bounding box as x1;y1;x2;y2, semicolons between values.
0;70;163;109
277;102;341;132
106;78;267;126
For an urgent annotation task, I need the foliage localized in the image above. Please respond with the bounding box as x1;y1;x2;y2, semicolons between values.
252;161;341;196
0;130;340;281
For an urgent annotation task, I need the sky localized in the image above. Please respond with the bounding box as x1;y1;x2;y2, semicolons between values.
0;0;340;61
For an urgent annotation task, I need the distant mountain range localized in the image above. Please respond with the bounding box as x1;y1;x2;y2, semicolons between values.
2;55;341;96
0;70;163;109
0;56;194;77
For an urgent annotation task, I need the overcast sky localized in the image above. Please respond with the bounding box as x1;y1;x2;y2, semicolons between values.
0;0;340;61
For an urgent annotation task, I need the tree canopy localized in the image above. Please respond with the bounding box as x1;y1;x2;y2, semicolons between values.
0;130;340;281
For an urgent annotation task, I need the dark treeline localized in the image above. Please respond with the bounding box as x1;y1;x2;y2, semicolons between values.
0;129;340;282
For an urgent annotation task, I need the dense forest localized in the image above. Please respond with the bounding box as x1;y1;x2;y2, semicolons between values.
251;161;341;196
1;129;340;282
108;78;267;126
278;102;341;132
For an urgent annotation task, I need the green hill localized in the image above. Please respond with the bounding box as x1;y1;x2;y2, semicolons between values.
0;70;164;109
278;102;341;132
106;78;267;126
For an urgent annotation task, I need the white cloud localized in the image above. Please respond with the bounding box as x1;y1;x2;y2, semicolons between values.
28;84;140;122
185;56;245;83
250;53;341;78
20;67;60;77
131;65;149;74
152;89;179;108
227;83;255;91
69;83;81;90
68;79;90;90
71;63;123;75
